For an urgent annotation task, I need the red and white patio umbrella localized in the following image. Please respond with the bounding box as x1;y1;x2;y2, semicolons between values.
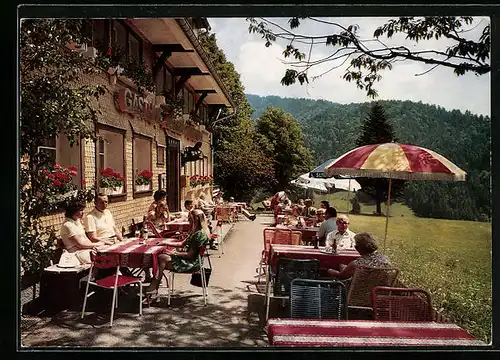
324;142;467;249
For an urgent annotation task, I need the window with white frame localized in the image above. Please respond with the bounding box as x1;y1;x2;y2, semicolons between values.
97;127;125;195
156;142;165;166
38;134;83;189
133;135;152;193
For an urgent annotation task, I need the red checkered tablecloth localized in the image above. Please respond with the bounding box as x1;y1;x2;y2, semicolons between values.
270;244;360;272
265;319;486;347
97;238;174;276
165;221;191;232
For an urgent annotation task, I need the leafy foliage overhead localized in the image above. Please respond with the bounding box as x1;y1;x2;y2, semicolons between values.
198;32;274;201
255;106;315;193
247;17;490;98
20;19;105;276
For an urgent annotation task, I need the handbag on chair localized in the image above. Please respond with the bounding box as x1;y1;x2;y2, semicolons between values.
190;267;212;287
190;248;212;287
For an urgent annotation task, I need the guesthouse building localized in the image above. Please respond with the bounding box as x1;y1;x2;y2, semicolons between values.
39;17;235;234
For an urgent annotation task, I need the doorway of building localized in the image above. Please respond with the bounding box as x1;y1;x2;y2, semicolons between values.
166;136;180;212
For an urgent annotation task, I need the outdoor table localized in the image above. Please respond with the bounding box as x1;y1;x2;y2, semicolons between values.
269;244;360;272
164;220;191;232
265;319;486;347
97;238;175;277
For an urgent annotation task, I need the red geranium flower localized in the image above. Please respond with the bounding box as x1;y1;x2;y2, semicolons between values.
82;179;86;185
53;164;61;169
106;48;112;56
43;169;51;176
53;180;63;186
67;165;77;172
69;170;77;177
47;173;55;179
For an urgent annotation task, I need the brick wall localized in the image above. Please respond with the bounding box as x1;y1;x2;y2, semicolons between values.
38;70;214;235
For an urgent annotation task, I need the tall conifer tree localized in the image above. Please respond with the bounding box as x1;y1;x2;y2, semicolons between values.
355;102;406;215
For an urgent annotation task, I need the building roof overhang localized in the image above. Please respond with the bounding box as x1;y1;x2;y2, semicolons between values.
129;18;235;110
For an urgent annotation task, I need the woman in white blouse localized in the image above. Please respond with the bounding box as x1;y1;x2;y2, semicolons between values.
60;202;106;264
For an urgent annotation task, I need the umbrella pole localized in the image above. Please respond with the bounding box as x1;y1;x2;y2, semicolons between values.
383;178;392;252
347;179;351;213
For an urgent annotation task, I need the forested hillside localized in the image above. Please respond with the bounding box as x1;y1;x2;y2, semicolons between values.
246;94;491;222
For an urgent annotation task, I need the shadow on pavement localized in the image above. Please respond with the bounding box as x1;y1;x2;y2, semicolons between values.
22;283;270;348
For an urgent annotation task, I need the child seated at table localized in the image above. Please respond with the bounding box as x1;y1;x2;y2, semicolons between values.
146;190;171;232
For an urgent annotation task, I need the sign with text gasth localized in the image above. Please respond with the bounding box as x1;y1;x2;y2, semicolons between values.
116;88;163;122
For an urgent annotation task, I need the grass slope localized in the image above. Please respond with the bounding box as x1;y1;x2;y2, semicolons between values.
313;192;491;343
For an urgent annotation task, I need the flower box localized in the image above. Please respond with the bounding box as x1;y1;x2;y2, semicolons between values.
136;184;150;192
102;186;123;196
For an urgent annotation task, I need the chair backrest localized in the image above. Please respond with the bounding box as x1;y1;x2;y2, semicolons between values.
272;228;294;246
347;265;400;308
372;286;433;321
216;206;232;216
290;279;347;320
291;231;302;245
90;253;120;269
274;257;320;297
144;220;162;238
262;228;295;264
263;228;276;262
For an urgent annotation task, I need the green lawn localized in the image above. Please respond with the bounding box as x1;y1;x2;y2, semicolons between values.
256;191;492;342
347;210;491;343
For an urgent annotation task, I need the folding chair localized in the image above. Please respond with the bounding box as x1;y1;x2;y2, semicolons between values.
265;257;320;321
290;278;347;320
347;266;399;316
81;254;143;327
167;244;211;306
257;228;295;284
372;286;433;321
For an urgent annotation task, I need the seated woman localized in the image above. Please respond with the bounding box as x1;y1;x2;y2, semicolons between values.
303;199;317;218
295;199;305;216
326;232;391;280
143;209;210;296
60;201;106;265
146;190;171;233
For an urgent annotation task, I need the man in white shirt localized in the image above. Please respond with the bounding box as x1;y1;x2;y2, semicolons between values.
326;214;356;250
84;193;124;245
316;206;338;246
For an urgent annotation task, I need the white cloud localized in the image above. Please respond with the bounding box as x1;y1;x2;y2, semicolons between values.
208;17;490;117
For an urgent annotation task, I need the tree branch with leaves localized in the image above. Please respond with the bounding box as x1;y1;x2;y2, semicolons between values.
247;16;490;98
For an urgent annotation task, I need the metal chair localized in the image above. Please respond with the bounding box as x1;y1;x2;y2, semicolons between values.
215;206;233;223
290;278;347;320
167;244;211;306
265;257;320;321
372;286;433;321
81;254;143;327
257;228;296;284
347;265;400;314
